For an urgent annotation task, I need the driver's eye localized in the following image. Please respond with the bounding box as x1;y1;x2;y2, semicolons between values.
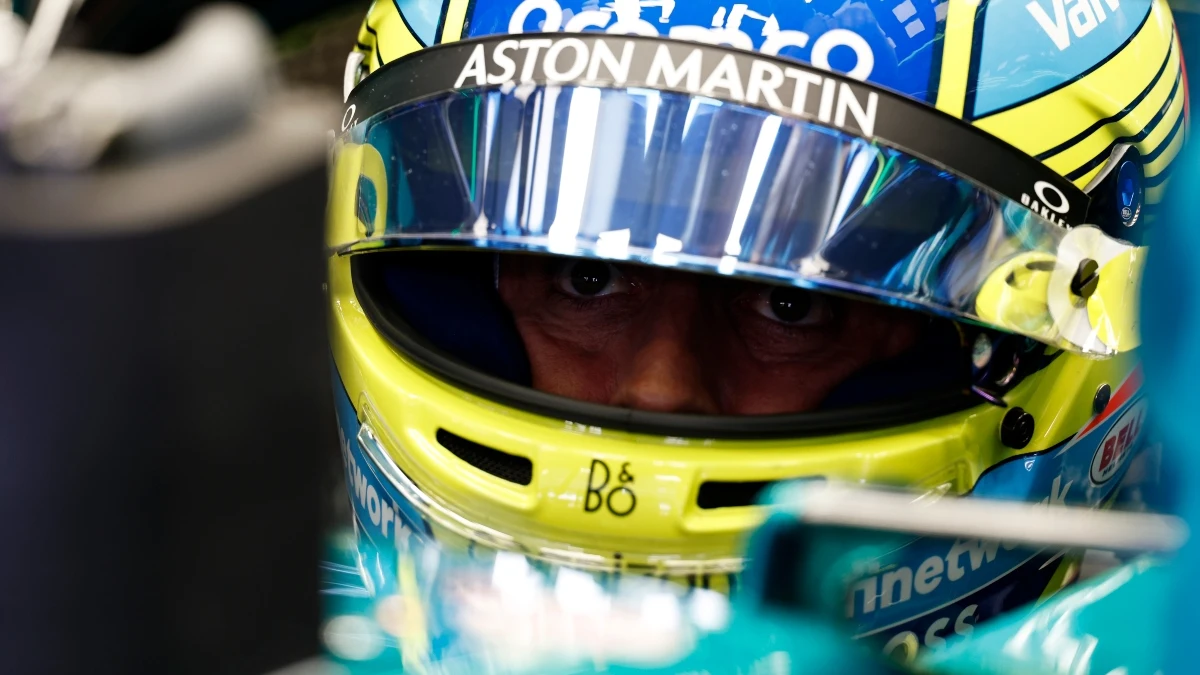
557;260;630;298
751;286;832;326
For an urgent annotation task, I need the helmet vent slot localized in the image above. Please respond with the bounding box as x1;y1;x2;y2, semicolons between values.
436;429;533;486
697;480;774;509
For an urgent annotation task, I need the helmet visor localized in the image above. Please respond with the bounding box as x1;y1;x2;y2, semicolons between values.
332;33;1144;357
333;80;1139;356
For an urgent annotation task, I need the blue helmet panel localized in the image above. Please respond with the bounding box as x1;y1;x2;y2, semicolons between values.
465;0;947;101
971;0;1154;118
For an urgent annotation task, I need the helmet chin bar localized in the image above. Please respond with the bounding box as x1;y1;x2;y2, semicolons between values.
357;416;745;577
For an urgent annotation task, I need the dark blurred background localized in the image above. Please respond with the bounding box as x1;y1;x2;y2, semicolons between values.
21;0;357;53
43;0;367;87
2;3;365;675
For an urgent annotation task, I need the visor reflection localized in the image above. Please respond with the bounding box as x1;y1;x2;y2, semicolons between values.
332;85;1139;355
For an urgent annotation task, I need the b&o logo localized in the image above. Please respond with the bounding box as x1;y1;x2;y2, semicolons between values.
585;459;637;516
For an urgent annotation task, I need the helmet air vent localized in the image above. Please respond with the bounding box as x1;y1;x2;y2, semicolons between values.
435;429;533;486
696;480;775;509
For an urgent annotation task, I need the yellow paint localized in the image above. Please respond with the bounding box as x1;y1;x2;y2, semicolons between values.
934;0;980;118
1141;94;1187;182
439;0;472;43
358;0;425;73
975;252;1059;338
974;0;1176;163
1089;249;1146;351
327;143;389;249
1077;164;1104;191
1041;49;1183;183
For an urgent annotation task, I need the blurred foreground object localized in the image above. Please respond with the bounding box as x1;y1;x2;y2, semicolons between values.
316;484;1189;675
756;484;1187;675
1140;87;1200;675
0;3;340;674
1;3;275;170
0;1;26;70
319;529;904;675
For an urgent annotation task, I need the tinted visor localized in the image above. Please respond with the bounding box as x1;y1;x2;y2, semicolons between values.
334;77;1138;356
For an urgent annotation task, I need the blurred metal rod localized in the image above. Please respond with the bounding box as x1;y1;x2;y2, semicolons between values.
0;4;25;69
784;482;1188;553
4;3;274;170
16;0;81;71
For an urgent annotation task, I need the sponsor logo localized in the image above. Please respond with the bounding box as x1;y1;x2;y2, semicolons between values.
846;538;1027;619
975;0;1148;116
880;604;978;662
1026;0;1123;52
585;459;637;516
1038;473;1074;507
338;418;422;552
454;37;879;136
1090;397;1146;485
1019;180;1071;226
504;0;877;80
871;548;1062;663
846;475;1074;624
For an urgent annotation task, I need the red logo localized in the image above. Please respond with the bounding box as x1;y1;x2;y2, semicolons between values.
1090;398;1147;485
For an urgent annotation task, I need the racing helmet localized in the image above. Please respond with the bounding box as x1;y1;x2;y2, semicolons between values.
328;0;1187;655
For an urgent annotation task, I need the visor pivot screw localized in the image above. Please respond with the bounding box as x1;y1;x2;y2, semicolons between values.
1070;259;1100;299
1093;383;1111;415
1000;407;1035;449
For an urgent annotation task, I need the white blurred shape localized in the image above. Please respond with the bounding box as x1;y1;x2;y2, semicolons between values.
718;254;738;275
596;227;631;258
6;3;275;170
688;589;731;631
640;591;682;630
16;0;81;72
554;567;611;615
652;233;683;266
342;50;365;102
548;87;601;251
642;88;660;153
0;4;26;70
322;615;385;662
492;551;542;613
492;550;532;587
726;115;781;256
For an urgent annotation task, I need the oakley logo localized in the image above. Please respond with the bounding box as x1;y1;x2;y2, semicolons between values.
1020;180;1070;226
1026;0;1122;52
454;37;880;137
341;103;359;132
